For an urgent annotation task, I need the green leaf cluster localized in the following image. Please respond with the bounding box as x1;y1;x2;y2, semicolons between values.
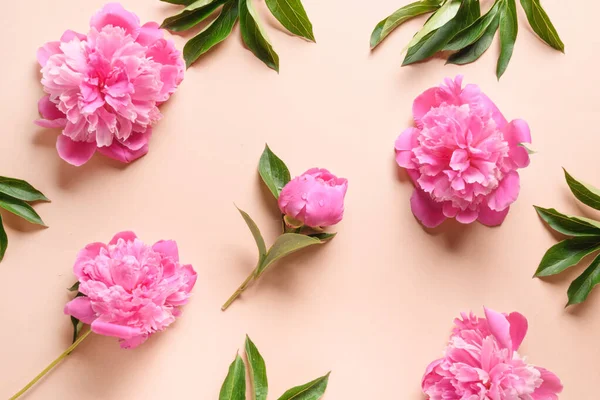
370;0;564;79
0;176;49;262
161;0;316;70
222;145;337;311
220;336;330;400
535;169;600;306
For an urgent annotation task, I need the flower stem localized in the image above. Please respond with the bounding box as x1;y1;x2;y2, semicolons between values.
10;329;92;400
221;271;256;311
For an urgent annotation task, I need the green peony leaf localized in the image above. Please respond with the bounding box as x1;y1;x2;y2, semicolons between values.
161;0;198;5
277;372;330;400
564;169;600;211
447;13;499;65
0;214;7;262
68;281;80;292
257;233;324;276
245;335;268;400
370;0;441;49
519;0;564;52
534;206;600;237
307;232;337;241
239;0;280;71
444;0;501;51
535;236;600;277
496;0;518;79
183;0;239;67
219;354;247;400
237;207;267;263
258;144;291;200
567;253;600;306
266;0;315;42
0;177;49;203
161;0;227;32
0;193;46;226
405;0;461;50
70;316;84;344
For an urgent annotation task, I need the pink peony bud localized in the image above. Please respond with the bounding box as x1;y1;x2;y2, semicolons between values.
64;231;197;349
278;168;348;228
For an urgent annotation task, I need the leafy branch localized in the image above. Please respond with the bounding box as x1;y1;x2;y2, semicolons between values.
161;0;316;71
371;0;564;79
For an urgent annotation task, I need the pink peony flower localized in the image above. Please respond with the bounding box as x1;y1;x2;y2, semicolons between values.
278;168;348;228
64;231;197;348
395;76;531;228
423;308;562;400
36;3;185;166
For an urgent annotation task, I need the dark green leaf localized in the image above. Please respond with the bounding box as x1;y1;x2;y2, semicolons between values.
239;0;280;71
0;215;7;262
519;0;564;52
405;0;461;50
161;0;226;32
535;237;600;277
70;316;83;344
245;335;268;400
307;232;337;241
237;207;267;262
0;177;49;202
161;0;198;5
183;1;239;67
564;169;600;211
266;0;315;42
567;253;600;306
68;281;80;292
370;0;441;49
497;0;518;79
258;144;291;199
403;0;480;65
447;13;499;65
444;1;500;51
534;206;600;237
0;193;45;226
257;233;323;276
277;372;330;400
219;354;246;400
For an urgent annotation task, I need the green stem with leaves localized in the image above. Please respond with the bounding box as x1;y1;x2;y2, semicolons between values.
10;329;92;400
221;268;258;311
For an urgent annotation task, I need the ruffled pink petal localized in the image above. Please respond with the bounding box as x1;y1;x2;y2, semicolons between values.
152;240;179;261
37;41;62;67
410;188;446;228
456;209;478;224
60;29;87;42
181;264;197;294
507;312;528;351
90;3;141;38
412;87;440;127
64;296;96;324
503;119;531;145
56;135;97;166
136;22;163;47
532;368;563;399
484;307;512;351
478;204;509;226
38;95;66;120
74;242;107;279
91;320;142;339
478;93;508;129
487;171;520;212
109;231;137;245
119;334;149;349
395;127;419;151
97;140;149;163
121;129;151;151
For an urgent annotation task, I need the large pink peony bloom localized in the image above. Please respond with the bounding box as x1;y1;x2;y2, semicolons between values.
395;76;531;228
36;3;185;166
423;308;562;399
64;231;197;348
278;168;348;228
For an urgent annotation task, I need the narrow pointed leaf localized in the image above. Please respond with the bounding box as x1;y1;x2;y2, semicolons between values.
447;14;499;65
370;0;441;49
161;0;226;32
68;281;80;292
245;335;268;400
161;0;198;5
277;372;330;400
237;207;267;261
266;0;315;42
0;193;45;226
444;1;500;51
519;0;564;52
257;233;324;275
239;0;280;71
258;144;291;199
564;169;600;211
219;354;246;400
535;237;600;277
567;253;600;306
534;206;600;237
0;177;49;202
496;0;518;79
183;1;239;67
405;0;461;50
70;316;84;344
403;0;480;66
307;232;337;241
0;215;7;262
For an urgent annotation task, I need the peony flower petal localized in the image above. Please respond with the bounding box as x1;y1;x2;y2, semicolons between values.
91;320;141;339
56;135;97;166
60;29;87;42
37;41;62;67
90;3;141;38
507;312;528;351
152;240;179;261
503;119;531;145
487;171;520;211
395;127;419;151
532;368;563;399
410;188;446;228
484;307;512;350
97;140;149;163
120;334;149;349
136;22;163;46
477;204;509;226
412;87;440;127
64;296;96;324
38;95;66;120
109;231;137;245
74;242;107;280
456;209;478;224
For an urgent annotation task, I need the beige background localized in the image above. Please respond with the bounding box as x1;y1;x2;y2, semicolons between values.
0;0;598;398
